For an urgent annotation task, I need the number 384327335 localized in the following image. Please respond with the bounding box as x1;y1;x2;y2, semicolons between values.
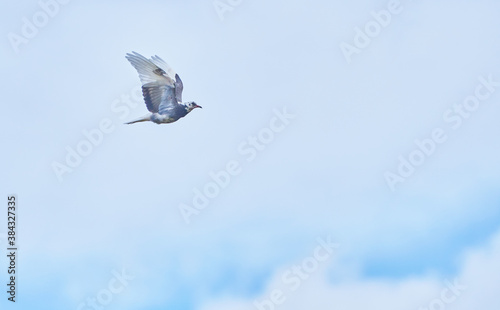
7;196;16;246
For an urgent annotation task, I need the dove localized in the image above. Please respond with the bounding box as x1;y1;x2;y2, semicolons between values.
125;52;201;125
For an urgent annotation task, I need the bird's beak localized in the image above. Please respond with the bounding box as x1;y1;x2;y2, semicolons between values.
196;104;202;109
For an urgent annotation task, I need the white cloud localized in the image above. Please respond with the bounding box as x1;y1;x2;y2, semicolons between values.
200;228;500;310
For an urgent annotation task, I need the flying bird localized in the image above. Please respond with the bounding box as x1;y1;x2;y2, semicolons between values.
124;52;201;125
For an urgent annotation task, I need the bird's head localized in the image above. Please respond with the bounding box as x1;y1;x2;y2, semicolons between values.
185;101;202;112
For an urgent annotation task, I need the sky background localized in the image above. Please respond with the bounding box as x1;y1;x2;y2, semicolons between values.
1;0;500;309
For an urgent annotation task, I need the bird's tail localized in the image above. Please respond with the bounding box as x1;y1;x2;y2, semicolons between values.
124;114;152;125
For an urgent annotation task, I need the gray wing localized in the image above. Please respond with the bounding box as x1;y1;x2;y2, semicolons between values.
174;74;183;103
142;83;177;114
126;52;179;113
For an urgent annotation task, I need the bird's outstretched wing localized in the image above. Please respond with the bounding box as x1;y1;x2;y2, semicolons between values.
125;52;181;113
151;54;184;105
151;55;184;103
174;73;183;103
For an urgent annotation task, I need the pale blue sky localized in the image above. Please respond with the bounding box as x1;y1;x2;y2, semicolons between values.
2;0;500;309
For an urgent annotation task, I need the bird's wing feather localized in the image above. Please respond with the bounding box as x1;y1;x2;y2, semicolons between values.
151;54;184;103
126;52;175;86
150;55;177;81
126;52;179;113
142;83;177;114
174;74;183;103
